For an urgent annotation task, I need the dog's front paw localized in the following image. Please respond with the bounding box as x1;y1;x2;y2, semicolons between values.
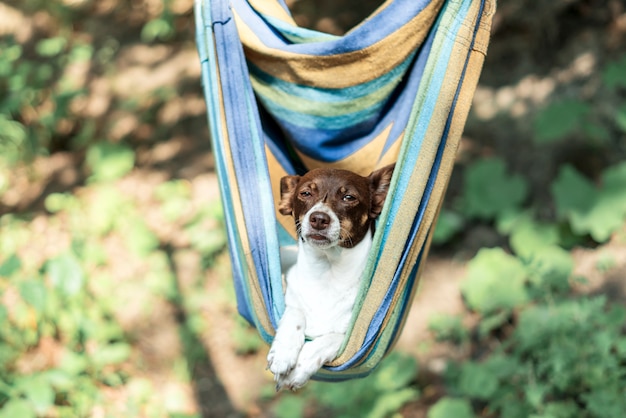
276;333;344;391
267;339;301;378
267;307;306;380
276;342;325;391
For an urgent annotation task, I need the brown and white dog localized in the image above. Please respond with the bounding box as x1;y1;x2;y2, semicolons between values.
267;164;395;391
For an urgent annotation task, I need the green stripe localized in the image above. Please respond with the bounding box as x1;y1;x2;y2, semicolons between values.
251;73;402;117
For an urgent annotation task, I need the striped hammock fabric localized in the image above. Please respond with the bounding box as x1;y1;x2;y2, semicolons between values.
194;0;495;380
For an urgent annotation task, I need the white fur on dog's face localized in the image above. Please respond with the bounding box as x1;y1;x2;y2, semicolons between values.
299;202;341;249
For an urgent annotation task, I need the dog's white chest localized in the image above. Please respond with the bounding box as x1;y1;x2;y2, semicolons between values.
284;235;371;338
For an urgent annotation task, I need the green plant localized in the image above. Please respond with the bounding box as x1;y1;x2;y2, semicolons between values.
428;397;475;418
458;157;528;221
0;248;130;417
428;314;468;345
430;246;626;418
533;99;591;144
432;210;464;245
141;0;177;42
0;35;92;166
551;162;626;243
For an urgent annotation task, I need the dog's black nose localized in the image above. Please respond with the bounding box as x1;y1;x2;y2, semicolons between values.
309;211;330;230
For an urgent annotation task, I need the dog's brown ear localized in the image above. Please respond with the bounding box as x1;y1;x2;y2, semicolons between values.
368;163;395;219
278;175;300;216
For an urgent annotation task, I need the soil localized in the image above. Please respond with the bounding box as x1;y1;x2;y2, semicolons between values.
2;0;626;417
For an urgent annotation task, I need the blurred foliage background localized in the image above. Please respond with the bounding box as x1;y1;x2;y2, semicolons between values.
0;0;625;417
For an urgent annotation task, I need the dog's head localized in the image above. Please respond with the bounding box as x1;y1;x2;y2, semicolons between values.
278;164;395;249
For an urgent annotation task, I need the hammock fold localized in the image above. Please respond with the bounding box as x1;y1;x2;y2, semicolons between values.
195;0;495;380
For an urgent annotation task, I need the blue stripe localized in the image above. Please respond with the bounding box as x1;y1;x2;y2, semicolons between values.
261;96;386;130
233;0;433;55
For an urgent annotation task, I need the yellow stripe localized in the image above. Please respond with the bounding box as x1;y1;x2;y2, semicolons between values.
265;146;295;239
233;0;444;88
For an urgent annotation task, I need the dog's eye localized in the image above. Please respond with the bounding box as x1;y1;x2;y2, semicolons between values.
299;190;312;198
342;195;356;202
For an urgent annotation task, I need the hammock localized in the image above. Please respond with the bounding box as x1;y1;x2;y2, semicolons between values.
194;0;495;381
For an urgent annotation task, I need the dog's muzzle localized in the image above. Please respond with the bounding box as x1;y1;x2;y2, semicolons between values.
301;204;340;247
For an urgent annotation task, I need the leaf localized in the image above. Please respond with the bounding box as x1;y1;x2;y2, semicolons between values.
506;212;560;258
583;387;626;418
44;192;77;213
601;161;626;207
187;224;227;258
0;115;27;145
3;43;22;62
35;36;67;57
60;350;88;376
616;103;626;133
0;398;36;418
582;120;611;143
141;19;174;42
91;342;131;367
86;142;135;182
461;248;528;314
69;43;94;63
87;185;129;235
524;246;573;294
368;388;418;418
18;279;47;313
533;100;590;144
373;352;418;391
552;164;626;242
540;401;580;418
125;219;159;256
458;362;499;399
460;158;528;221
46;252;84;296
524;384;546;409
0;253;21;277
155;180;193;222
552;165;596;218
19;375;55;415
428;397;476;418
428;314;468;343
272;394;306;418
43;369;74;392
602;54;626;89
432;210;464;245
477;310;510;337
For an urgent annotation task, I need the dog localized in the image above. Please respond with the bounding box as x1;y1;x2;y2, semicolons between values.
267;164;395;391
